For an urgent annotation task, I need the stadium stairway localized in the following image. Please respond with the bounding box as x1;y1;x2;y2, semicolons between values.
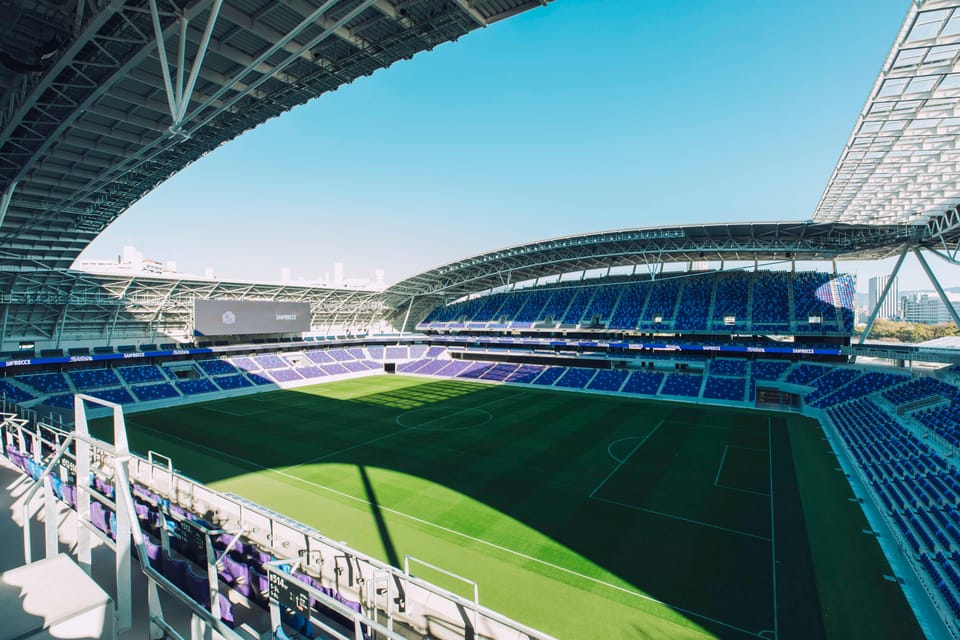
605;286;627;329
705;279;719;328
555;291;578;328
885;397;960;466
829;278;844;329
785;276;796;333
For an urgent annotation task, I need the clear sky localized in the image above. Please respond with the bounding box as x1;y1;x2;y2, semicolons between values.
77;0;960;293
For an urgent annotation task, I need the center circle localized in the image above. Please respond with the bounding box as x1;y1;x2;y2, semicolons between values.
395;407;493;431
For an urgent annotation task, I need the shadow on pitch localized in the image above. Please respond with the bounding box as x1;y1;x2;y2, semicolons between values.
105;377;789;640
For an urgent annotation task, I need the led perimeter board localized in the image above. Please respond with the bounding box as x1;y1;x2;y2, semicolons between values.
194;300;311;336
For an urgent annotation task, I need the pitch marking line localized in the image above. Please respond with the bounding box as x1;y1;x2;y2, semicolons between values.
128;416;767;639
591;496;772;543
716;485;771;498
247;392;280;403
590;422;771;542
665;419;771;437
395;408;493;431
286;393;514;473
714;445;730;487
203;406;263;417
203;396;318;417
768;417;779;640
714;445;771;498
606;436;645;463
589;421;663;499
286;428;418;471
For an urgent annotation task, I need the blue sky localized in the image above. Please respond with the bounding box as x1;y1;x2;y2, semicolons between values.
79;0;958;292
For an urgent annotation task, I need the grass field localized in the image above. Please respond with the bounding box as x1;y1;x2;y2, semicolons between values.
94;374;924;640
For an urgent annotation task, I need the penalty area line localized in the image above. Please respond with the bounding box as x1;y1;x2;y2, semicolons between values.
714;445;730;488
202;406;264;417
590;496;772;543
715;484;771;498
590;420;664;499
714;445;770;497
126;419;766;639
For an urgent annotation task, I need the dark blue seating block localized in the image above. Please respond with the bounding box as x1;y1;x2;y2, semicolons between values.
532;367;566;386
215;374;252;390
176;379;219;395
197;359;239;376
132;383;179;401
69;368;121;391
661;373;703;397
18;372;69;393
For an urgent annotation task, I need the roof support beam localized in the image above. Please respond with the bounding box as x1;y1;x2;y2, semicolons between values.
276;0;377;51
859;244;908;345
914;247;960;332
399;297;415;337
19;0;369;241
0;181;17;230
182;0;377;133
0;0;127;151
43;148;114;170
148;0;224;134
0;1;218;247
451;0;488;27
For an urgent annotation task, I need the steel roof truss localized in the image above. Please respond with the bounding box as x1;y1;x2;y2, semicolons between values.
148;0;224;133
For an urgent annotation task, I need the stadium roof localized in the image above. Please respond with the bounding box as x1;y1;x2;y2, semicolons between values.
382;220;960;302
0;268;387;342
815;0;960;227
0;0;549;272
6;0;960;296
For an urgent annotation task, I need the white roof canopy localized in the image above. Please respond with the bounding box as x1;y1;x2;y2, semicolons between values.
816;1;960;226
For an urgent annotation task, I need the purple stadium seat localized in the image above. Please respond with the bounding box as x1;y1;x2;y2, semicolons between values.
218;593;235;627
145;539;163;572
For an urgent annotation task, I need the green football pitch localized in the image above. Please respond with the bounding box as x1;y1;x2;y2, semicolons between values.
95;374;923;640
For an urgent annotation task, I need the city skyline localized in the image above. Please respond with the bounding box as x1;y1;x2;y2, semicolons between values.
79;240;960;296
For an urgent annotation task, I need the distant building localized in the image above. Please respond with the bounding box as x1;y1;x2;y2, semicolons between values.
868;275;898;319
75;245;179;277
900;291;960;324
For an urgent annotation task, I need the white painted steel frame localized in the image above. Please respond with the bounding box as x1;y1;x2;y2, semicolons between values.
817;1;960;227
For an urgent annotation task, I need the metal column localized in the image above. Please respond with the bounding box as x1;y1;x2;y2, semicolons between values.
914;248;960;331
859;246;909;345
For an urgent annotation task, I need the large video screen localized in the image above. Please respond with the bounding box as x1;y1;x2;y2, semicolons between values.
194;300;311;336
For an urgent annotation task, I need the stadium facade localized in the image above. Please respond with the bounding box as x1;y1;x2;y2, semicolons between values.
3;1;960;640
